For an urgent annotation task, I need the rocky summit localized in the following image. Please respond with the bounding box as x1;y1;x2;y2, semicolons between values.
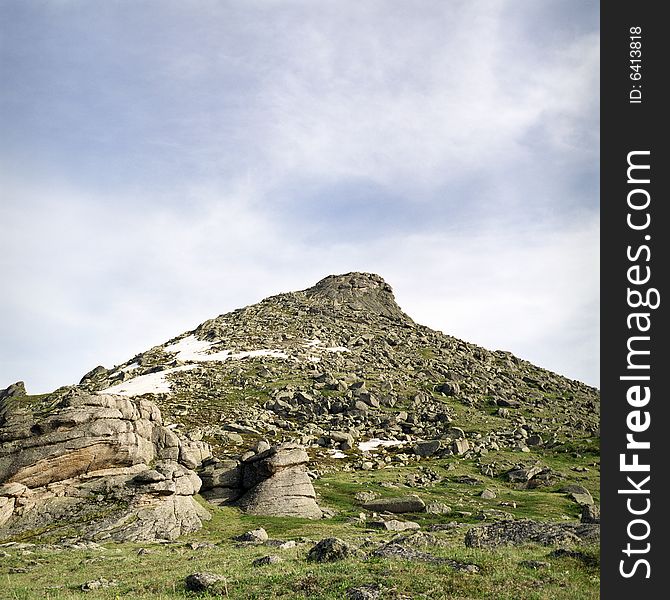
0;273;600;597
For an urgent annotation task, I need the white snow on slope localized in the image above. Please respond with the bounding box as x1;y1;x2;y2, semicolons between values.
164;336;213;358
164;335;289;362
358;439;405;452
98;365;198;396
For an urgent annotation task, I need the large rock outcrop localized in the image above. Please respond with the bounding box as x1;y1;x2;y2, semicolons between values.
0;391;211;541
199;443;322;519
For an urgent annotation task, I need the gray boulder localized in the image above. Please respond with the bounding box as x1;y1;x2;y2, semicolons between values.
362;494;425;514
184;572;227;593
369;519;420;532
235;444;322;519
307;537;359;562
414;440;441;457
464;519;600;548
0;392;209;542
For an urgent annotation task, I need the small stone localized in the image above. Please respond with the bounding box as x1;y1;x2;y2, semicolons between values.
184;572;227;593
256;440;271;453
252;555;283;566
81;578;118;592
347;584;382;600
236;528;269;543
426;502;452;515
480;489;497;500
451;439;470;455
520;560;551;570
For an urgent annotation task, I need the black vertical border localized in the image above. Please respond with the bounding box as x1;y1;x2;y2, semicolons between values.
601;2;669;597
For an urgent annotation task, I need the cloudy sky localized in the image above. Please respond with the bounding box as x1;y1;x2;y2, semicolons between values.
0;1;599;393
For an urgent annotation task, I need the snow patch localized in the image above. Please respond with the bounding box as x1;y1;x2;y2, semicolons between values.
98;365;198;396
358;439;406;453
164;335;288;362
328;450;347;459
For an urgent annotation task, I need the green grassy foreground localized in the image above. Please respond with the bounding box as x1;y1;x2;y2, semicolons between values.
1;457;599;600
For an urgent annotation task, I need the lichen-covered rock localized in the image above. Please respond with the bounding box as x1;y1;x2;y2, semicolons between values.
0;392;209;542
307;537;359;562
361;495;425;514
184;572;227;593
464;519;600;548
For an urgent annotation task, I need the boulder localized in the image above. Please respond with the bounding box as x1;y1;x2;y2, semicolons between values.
362;494;425;514
347;585;382;600
235;444;322;519
426;502;451;515
184;572;227;593
506;464;544;483
451;439;470;455
0;392;209;542
307;537;359;562
369;519;420;532
581;504;600;524
252;555;282;566
414;440;441;457
235;528;268;544
464;519;599;548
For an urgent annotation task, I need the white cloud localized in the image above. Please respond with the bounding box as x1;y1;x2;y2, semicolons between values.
0;1;599;392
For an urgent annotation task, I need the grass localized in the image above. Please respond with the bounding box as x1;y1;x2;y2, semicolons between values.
1;508;599;600
0;448;600;599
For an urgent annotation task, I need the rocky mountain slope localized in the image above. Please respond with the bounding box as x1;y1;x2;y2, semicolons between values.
0;273;600;597
76;272;598;457
0;273;599;541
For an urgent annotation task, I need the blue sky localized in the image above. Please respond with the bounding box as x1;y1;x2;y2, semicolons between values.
0;1;599;392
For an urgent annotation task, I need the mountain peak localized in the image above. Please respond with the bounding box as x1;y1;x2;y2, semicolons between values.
304;272;409;321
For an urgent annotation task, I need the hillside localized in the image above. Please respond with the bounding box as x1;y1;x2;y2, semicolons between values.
0;273;600;599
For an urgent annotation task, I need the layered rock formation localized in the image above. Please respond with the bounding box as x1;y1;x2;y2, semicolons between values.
0;391;210;541
199;443;322;519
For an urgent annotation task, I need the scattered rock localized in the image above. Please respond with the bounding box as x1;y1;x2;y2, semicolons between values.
362;495;425;514
184;572;227;593
252;555;283;566
81;578;118;592
426;502;452;515
236;528;269;544
520;560;551;570
307;537;359;562
347;584;382;599
465;519;599;548
354;491;378;503
480;489;497;500
368;519;420;532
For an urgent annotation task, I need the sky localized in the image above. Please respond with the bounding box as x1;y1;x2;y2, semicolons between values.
0;1;600;393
